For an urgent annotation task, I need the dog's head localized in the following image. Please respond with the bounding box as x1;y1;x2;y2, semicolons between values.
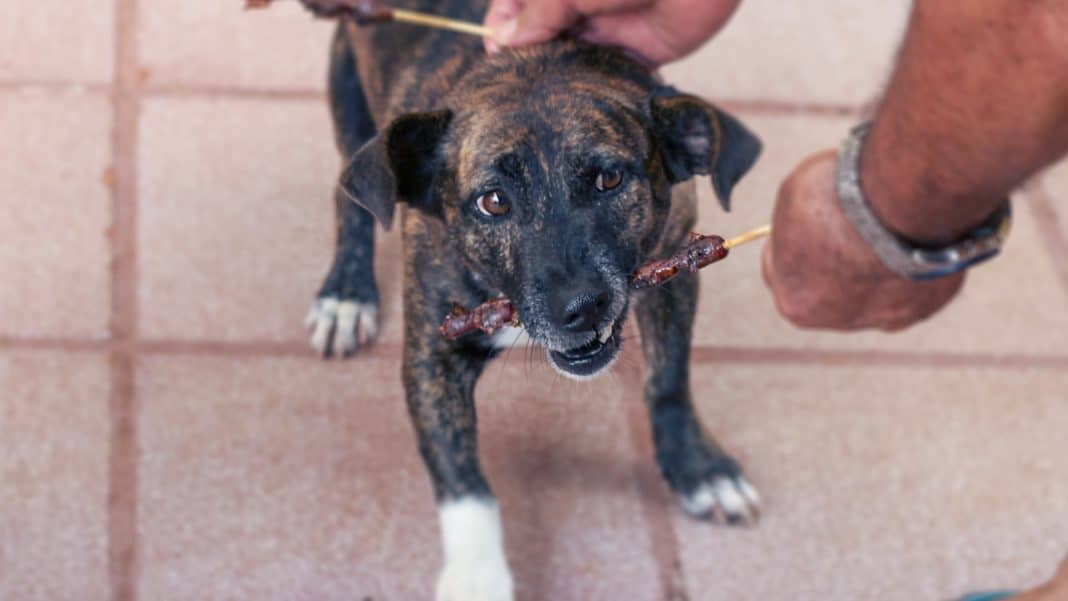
341;42;760;379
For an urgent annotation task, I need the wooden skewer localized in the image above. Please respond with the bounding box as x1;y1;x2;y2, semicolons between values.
444;223;775;337
246;0;493;38
632;223;771;289
723;223;771;250
390;8;492;37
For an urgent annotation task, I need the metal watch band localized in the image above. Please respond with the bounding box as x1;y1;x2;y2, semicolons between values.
836;122;1012;281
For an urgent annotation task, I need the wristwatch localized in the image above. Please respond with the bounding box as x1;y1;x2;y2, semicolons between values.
836;122;1012;281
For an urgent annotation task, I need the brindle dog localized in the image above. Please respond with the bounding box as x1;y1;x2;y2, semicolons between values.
303;2;762;598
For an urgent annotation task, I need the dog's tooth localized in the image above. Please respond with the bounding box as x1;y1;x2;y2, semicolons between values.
599;328;612;344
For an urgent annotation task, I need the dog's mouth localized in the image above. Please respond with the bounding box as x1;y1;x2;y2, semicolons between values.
546;321;622;380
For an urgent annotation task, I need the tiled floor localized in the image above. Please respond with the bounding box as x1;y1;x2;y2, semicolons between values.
2;1;1067;600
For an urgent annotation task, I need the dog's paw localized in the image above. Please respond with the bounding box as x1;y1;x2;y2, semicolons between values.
680;474;761;525
435;497;514;601
304;296;379;358
652;404;761;526
435;556;514;601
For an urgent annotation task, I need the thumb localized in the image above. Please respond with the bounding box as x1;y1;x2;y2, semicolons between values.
494;1;579;46
483;0;522;53
760;237;777;291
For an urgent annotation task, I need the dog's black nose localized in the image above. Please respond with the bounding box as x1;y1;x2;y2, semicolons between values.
558;290;610;332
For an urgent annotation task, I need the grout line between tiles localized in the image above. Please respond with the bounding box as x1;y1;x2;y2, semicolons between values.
0;337;114;352
107;0;141;599
107;355;138;601
619;344;690;601
3;337;1068;369
1025;178;1068;300
688;346;1068;369
0;80;113;93
1;76;862;118
717;98;860;118
137;339;403;359
142;85;326;101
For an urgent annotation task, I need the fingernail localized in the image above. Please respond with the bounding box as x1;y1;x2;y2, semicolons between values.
493;17;517;43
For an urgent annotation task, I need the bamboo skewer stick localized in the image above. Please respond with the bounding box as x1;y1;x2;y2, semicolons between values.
631;223;772;289
389;9;492;37
444;224;774;337
246;0;493;38
723;223;772;250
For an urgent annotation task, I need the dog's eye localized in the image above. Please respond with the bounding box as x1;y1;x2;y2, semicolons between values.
475;190;510;217
595;170;623;192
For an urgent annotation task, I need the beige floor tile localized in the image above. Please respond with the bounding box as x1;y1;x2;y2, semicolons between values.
0;1;114;83
476;360;661;601
137;355;659;600
137;355;435;600
138;96;404;344
661;1;911;107
674;363;1068;601
0;90;112;339
139;0;334;91
0;351;110;601
688;113;1068;355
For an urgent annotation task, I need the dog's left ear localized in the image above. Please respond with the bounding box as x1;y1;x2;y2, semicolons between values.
649;90;761;211
338;110;453;230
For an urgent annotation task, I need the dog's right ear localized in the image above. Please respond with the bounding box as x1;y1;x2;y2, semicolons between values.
338;110;452;230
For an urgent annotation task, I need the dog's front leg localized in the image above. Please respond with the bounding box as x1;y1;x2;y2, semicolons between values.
634;274;761;525
404;341;514;601
305;27;380;358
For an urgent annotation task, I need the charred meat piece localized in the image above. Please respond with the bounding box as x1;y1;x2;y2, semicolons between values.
439;298;519;340
631;232;729;290
440;232;736;339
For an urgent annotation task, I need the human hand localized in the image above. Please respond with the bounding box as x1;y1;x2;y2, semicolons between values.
483;0;741;68
761;150;965;331
1010;554;1068;601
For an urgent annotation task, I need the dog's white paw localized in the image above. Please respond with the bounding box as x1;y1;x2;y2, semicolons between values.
680;475;761;525
436;555;514;601
304;297;379;357
435;498;514;601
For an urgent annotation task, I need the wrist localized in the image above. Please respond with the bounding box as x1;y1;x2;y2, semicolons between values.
837;123;1011;281
859;116;1008;247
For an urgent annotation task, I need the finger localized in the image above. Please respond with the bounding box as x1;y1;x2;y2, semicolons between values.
761;236;824;330
579;9;694;67
1054;553;1068;583
760;239;795;323
760;238;776;291
483;0;522;53
578;15;667;67
483;0;523;26
498;0;580;46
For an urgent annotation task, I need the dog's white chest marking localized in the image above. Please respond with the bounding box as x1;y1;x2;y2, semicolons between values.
436;497;514;601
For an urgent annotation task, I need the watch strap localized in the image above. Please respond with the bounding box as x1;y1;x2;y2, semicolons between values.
836;122;1012;281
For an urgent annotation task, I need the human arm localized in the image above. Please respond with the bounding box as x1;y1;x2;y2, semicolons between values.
1008;555;1068;601
763;0;1068;330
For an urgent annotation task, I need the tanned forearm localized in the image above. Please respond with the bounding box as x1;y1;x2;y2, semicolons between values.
861;0;1068;245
